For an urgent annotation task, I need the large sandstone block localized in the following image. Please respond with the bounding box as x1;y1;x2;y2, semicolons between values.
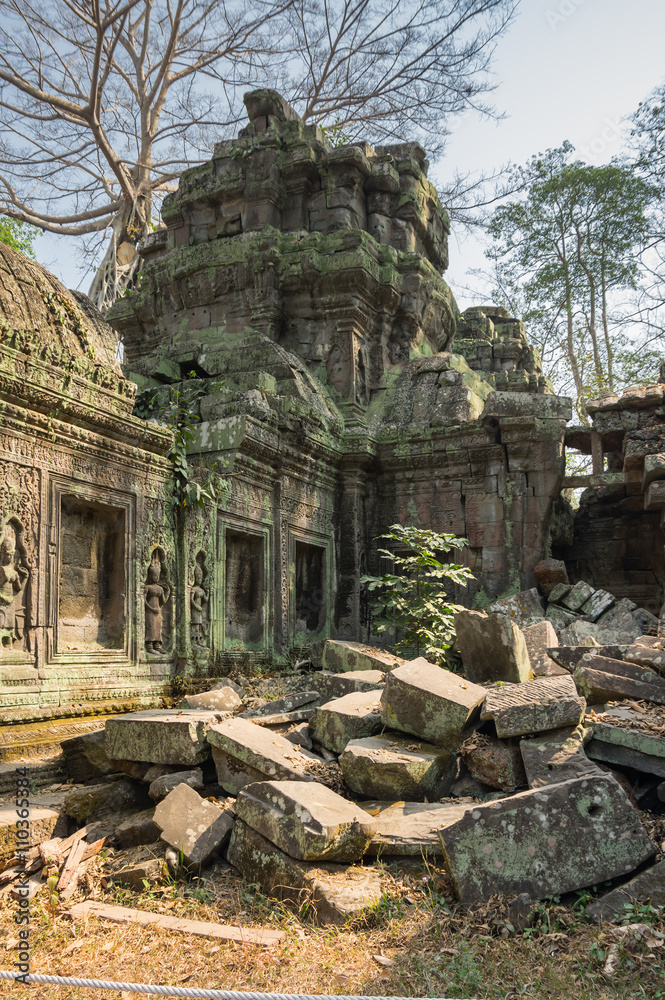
439;776;655;905
585;860;665;922
480;675;585;738
460;735;526;792
380;658;486;747
148;768;204;801
227;819;383;924
573;663;665;706
234;780;373;861
522;621;566;677
360;800;470;857
561;581;595;612
309;691;382;754
179;688;242;711
534;559;568;598
105;710;226;765
339;734;456;801
154;783;234;869
520;724;602;788
206;717;318;794
311;639;404;673
0;803;67;858
454;611;532;684
487;588;544;626
64;778;149;823
586;718;665;777
115;808;161;848
313;670;385;702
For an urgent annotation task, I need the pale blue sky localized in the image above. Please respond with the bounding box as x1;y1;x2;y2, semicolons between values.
37;0;665;307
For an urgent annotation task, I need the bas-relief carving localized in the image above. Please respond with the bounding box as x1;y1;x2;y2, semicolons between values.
190;551;209;648
0;519;29;649
144;548;171;655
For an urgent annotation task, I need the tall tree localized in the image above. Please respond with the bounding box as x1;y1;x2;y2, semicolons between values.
485;143;655;420
0;0;516;311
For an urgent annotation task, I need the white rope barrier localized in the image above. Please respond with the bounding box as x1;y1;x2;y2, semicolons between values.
0;970;471;999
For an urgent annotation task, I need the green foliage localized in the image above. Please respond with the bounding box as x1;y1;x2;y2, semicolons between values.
0;216;37;257
361;524;473;665
320;118;352;147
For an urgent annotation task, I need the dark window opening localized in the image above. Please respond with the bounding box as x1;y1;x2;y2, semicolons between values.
295;541;325;634
225;530;264;645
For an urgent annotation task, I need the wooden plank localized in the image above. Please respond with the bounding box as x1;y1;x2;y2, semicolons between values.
69;900;286;947
57;837;86;892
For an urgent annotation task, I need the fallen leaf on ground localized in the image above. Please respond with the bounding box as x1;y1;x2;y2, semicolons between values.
373;954;395;967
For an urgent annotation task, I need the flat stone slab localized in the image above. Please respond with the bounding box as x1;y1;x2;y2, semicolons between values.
105;843;167;889
309;691;382;754
585;860;665;922
227;818;383;924
522;621;566;677
235;780;374;861
115;808;161;848
313;640;404;674
520;724;602;788
64;778;149;823
380;658;486;748
179;688;242;711
339;734;456;801
105;710;227;765
486;588;544;626
460;735;526;792
561;581;595;612
586;718;665;777
314;670;385;702
574;664;665;706
240;691;319;719
439;775;655;905
149;768;203;801
581;590;615;621
454;611;532;684
481;675;585;738
153;783;234;868
206;717;319;794
624;643;665;675
360;800;471;857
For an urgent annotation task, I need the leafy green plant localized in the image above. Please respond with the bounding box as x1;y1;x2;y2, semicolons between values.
361;524;474;665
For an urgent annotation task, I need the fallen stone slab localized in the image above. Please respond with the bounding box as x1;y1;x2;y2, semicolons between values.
64;778;149;824
314;670;385;702
547;582;572;604
573;653;665;687
115;808;161;848
581;590;615;621
0;802;67;858
61;729;116;783
105;843;167;889
438;775;655;905
339;734;456;801
460;734;526;792
148;767;203;801
548;645;629;671
105;710;227;766
311;639;404;673
451;773;505;802
284;723;313;750
454;611;532;684
520;724;602;788
240;691;320;719
179;687;242;712
309;691;382;754
206;717;319;794
585;860;665;922
586;720;665;778
486;588;544;626
69;899;285;946
360;800;471;857
247;708;317;727
153;783;234;869
561;581;595;612
380;657;486;748
544;604;577;633
227;818;382;924
594;605;643;644
624;643;665;675
522;621;566;677
480;675;585;738
234;780;374;861
534;558;568;598
573;664;665;706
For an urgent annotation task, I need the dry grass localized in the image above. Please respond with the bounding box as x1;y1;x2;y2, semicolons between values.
1;856;664;1000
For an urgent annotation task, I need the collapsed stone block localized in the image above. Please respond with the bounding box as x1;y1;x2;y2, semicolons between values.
573;660;665;706
311;639;404;673
561;581;595;612
534;559;569;598
360;800;471;857
206;717;318;794
240;691;320;719
153;783;234;869
105;710;226;766
313;670;385;702
547;583;572;604
227;819;382;924
454;610;532;685
309;691;382;754
339;734;456;801
480;675;585;738
486;588;544;626
624;643;665;674
460;734;526;792
380;658;486;747
520;724;601;788
179;687;242;712
587;717;665;777
105;843;167;889
61;729;116;783
522;620;566;677
438;775;655;905
0;802;67;858
115;808;161;848
585;860;665;922
234;780;374;861
64;778;149;824
580;590;615;621
148;767;204;801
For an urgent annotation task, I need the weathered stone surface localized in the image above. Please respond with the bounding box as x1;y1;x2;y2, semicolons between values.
0;802;67;857
149;767;204;801
360;800;471;857
454;611;532;684
206;717;318;794
64;778;148;824
522;621;566;677
520;724;601;788
480;675;585;738
439;775;655;905
576;653;664;686
247;708;317;728
61;729;116;782
581;590;615;622
460;735;526;792
309;691;382;754
240;691;319;719
561;581;595;612
154;783;234;868
106;843;167;889
180;688;242;712
235;780;373;861
380;658;486;747
227;819;382;924
313;640;404;674
547;583;572;604
574;664;665;706
548;645;629;671
339;734;456;801
545;604;577;633
587;720;665;777
585;860;665;922
313;670;385;702
115;808;161;848
105;710;226;766
624;643;665;674
534;559;569;598
487;588;544;626
594;606;643;644
284;723;313;750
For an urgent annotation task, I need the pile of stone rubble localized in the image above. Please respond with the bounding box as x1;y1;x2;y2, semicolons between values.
2;559;665;925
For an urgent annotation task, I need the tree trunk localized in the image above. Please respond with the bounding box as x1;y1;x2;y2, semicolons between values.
88;194;150;314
